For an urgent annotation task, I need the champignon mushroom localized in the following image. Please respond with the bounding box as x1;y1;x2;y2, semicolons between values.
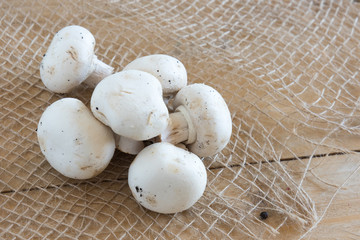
115;135;144;155
90;70;169;141
159;84;232;157
40;25;113;93
37;98;115;179
128;142;207;214
123;54;187;96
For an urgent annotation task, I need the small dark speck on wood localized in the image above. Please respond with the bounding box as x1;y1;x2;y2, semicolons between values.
260;211;268;220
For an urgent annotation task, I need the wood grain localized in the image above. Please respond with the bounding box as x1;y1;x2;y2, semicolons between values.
1;154;359;239
277;154;360;239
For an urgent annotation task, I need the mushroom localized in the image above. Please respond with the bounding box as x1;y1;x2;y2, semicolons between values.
124;54;187;96
37;98;115;179
40;25;113;93
128;142;207;214
159;84;232;157
115;135;144;155
90;70;169;141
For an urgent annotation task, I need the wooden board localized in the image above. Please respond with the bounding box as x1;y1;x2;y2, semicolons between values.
272;154;360;239
2;154;359;239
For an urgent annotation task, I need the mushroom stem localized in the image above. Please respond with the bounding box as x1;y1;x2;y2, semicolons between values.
160;105;196;145
116;135;145;155
84;57;114;87
175;143;188;150
163;94;175;112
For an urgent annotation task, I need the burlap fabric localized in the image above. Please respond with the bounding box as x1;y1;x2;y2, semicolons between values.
1;0;360;239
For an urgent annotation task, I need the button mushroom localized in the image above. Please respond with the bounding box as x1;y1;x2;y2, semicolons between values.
128;142;207;214
123;54;187;96
160;84;232;157
115;135;144;155
40;25;113;93
90;70;169;141
37;98;115;179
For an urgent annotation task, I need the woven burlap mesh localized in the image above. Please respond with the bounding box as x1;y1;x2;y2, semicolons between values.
1;0;360;239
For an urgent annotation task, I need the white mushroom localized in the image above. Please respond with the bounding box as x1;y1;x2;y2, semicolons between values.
128;142;207;214
123;54;187;96
37;98;115;179
160;84;232;157
40;25;113;93
115;135;144;155
90;70;169;141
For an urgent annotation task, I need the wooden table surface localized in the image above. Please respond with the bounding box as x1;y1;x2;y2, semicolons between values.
1;0;360;239
2;152;360;239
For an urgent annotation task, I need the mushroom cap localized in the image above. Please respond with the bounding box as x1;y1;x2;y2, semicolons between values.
90;70;169;141
128;142;207;214
123;54;187;95
173;84;232;157
37;98;115;179
40;25;96;93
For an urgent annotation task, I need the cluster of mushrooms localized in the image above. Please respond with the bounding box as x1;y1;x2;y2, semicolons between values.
37;25;232;214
